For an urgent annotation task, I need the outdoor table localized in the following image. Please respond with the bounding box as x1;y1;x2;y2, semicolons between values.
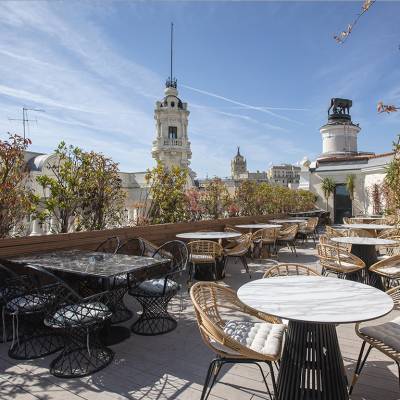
351;217;385;223
11;249;169;345
337;223;393;231
237;276;393;400
269;219;306;224
235;223;282;232
176;231;241;240
331;237;398;288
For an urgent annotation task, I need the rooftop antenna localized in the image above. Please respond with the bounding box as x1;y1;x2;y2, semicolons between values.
166;22;177;88
8;107;45;140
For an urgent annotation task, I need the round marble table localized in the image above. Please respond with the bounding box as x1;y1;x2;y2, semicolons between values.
337;223;393;231
235;223;282;231
176;231;241;240
237;276;393;400
331;237;398;288
268;219;306;224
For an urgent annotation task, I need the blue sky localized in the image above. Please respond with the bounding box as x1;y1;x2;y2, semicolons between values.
0;1;399;178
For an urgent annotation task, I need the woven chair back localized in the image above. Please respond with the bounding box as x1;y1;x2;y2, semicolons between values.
325;226;347;238
252;227;280;241
306;217;319;230
153;240;189;274
279;225;298;240
224;226;240;234
379;228;400;239
317;243;365;269
349;229;375;238
188;240;224;259
263;263;320;278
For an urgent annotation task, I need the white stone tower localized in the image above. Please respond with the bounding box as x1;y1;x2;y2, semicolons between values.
231;147;247;179
319;98;361;159
151;24;192;171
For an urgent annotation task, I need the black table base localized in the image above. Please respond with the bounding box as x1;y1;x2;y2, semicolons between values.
351;244;384;290
278;321;348;400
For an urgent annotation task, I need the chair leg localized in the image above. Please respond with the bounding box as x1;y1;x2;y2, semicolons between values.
200;359;217;400
254;362;272;400
201;358;223;400
241;256;251;279
267;361;278;399
349;341;372;395
397;361;400;392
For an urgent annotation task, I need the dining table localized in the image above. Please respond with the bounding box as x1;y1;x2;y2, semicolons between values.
331;237;398;288
11;249;170;345
235;223;282;232
268;219;306;225
237;276;393;400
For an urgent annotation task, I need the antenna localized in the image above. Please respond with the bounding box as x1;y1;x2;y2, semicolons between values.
166;22;177;88
8;107;45;140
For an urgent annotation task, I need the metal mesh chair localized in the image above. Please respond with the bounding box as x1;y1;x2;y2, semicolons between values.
350;286;400;395
263;263;320;278
317;243;365;280
128;240;188;335
223;233;252;278
188;241;224;282
95;236;120;254
190;282;285;400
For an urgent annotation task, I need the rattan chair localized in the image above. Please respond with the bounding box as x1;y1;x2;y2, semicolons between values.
317;243;365;280
223;233;252;278
325;225;347;238
263;263;320;278
369;255;400;290
128;240;188;335
343;217;352;225
188;241;224;281
224;227;243;249
377;236;400;261
350;285;400;395
349;228;376;238
190;282;285;400
319;234;351;252
251;227;280;258
379;228;400;239
298;217;319;244
276;225;298;257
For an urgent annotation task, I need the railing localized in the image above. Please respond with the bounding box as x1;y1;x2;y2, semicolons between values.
0;213;284;258
163;138;182;146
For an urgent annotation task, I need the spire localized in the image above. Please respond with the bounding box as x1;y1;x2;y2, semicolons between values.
166;22;177;89
237;146;241;156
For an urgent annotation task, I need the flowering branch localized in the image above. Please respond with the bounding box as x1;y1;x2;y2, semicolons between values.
377;101;399;113
334;0;376;44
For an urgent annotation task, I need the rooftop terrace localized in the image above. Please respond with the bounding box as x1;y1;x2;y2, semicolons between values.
1;243;399;400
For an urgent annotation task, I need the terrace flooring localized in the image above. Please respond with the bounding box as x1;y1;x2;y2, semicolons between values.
1;243;399;400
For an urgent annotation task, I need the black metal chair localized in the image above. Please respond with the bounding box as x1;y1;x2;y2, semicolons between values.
0;263;27;343
13;263;114;378
95;236;121;254
128;240;189;335
3;263;65;360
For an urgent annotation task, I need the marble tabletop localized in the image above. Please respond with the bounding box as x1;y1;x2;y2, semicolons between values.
235;224;282;229
269;219;306;224
237;276;393;324
351;216;385;220
331;237;398;246
176;231;242;240
337;223;394;230
11;249;169;278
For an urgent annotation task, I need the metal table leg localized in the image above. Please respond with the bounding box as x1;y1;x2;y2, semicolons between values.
277;321;348;400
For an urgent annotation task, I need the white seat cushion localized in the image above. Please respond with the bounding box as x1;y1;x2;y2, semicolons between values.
47;302;111;328
223;320;285;358
360;316;400;353
137;279;180;295
190;254;215;263
7;293;54;313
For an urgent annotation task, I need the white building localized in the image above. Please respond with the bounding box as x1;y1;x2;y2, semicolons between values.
301;98;394;223
268;164;301;187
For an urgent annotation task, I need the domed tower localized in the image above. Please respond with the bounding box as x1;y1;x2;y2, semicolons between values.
318;98;361;159
152;24;192;171
231;147;247;179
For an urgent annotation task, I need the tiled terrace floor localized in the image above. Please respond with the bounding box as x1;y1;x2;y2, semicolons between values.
1;243;399;400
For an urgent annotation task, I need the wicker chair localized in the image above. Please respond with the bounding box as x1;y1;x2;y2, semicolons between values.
317;243;365;280
325;225;347;238
224;226;243;249
190;282;285;400
251;227;280;258
276;225;298;257
263;263;320;278
343;217;352;224
319;234;351;252
298;217;319;244
128;240;188;335
188;241;224;281
369;255;400;290
349;228;376;238
350;286;400;395
223;233;252;278
377;236;400;261
379;228;400;239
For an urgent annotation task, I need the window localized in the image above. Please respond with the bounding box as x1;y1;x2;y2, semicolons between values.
168;126;177;139
171;101;175;108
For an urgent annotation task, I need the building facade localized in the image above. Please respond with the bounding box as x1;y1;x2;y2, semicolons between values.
267;164;301;186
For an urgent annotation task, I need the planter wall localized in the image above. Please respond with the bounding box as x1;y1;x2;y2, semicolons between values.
0;213;284;258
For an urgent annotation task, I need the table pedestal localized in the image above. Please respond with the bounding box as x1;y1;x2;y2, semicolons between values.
277;321;348;400
350;244;383;289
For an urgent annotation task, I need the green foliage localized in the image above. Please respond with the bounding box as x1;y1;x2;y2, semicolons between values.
199;178;231;219
321;177;336;211
384;135;400;219
36;142;125;233
145;163;188;224
0;133;36;238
